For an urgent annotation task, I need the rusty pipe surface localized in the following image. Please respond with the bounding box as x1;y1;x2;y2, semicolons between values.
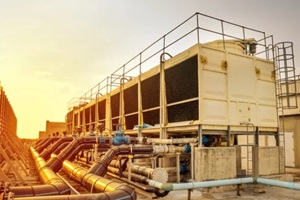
39;137;74;160
9;147;70;197
62;160;136;200
87;145;154;176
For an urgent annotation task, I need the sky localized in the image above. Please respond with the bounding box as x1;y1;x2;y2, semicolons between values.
0;0;300;139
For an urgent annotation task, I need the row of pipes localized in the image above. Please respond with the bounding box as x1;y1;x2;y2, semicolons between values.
1;133;300;199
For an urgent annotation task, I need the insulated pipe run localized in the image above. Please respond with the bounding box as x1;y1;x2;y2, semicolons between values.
149;177;300;192
65;143;109;161
39;137;74;160
45;137;101;172
10;190;136;200
107;171;154;192
107;166;151;185
88;145;190;177
256;178;300;190
149;177;254;191
145;138;198;145
45;136;140;172
87;145;154;176
33;138;49;148
62;160;136;200
35;138;59;153
8;147;70;197
109;160;169;183
51;141;71;156
152;145;190;153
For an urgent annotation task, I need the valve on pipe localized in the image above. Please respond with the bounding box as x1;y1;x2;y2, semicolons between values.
112;130;130;146
202;136;225;147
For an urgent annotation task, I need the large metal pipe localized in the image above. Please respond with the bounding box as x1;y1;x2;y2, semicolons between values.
107;165;150;184
45;137;100;172
13;189;135;200
64;143;109;161
87;145;154;176
107;160;170;197
107;171;154;192
109;160;169;183
62;160;136;200
8;147;70;197
44;136;144;173
149;177;254;191
51;141;71;156
88;144;190;177
35;138;59;153
33;138;49;148
256;178;300;190
145;138;198;144
149;177;300;192
39;137;74;160
106;170;169;198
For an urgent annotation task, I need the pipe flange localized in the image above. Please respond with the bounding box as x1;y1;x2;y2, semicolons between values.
152;168;168;183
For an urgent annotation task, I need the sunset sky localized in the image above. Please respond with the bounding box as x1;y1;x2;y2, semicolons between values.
1;0;300;138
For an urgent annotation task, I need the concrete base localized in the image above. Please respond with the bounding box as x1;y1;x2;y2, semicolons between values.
195;147;236;181
257;146;284;175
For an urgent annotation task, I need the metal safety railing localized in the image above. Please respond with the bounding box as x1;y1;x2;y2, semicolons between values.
68;12;274;110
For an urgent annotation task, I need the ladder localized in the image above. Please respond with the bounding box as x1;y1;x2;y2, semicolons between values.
274;42;297;172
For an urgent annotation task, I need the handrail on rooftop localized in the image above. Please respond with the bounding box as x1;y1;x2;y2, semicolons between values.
68;12;273;109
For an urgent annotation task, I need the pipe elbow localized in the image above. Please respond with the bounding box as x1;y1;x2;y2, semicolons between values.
110;185;137;200
50;182;70;195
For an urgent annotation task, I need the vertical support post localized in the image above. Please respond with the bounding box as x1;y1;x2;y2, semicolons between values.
128;154;133;181
188;189;192;200
253;126;259;177
255;127;259;146
71;110;75;135
176;152;181;183
227;125;231;146
81;109;85;135
275;128;280;146
159;52;172;141
190;143;195;180
105;94;112;135
138;53;143;138
198;125;202;147
253;146;259;177
159;59;166;140
196;13;200;44
94;143;98;162
95;93;100;128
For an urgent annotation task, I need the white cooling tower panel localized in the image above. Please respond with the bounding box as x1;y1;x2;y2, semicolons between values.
227;54;256;102
200;70;227;99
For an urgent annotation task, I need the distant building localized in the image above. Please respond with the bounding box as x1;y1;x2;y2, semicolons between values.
39;120;66;139
38;131;47;138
